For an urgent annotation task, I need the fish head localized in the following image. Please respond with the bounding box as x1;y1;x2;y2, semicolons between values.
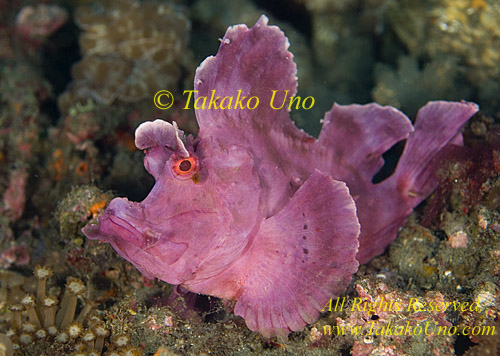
83;120;261;285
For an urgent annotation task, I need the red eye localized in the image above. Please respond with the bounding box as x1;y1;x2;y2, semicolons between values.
176;157;195;174
171;156;199;180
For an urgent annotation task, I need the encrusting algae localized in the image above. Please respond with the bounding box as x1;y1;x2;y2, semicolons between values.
0;266;142;356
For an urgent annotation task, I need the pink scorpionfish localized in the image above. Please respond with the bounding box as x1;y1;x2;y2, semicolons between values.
83;16;478;337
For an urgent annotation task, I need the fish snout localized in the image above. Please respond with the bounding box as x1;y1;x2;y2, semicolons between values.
83;197;146;247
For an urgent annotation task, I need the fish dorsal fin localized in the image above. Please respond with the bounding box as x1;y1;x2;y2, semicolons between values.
194;15;310;144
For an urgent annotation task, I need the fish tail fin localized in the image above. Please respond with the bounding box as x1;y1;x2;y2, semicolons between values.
392;101;479;206
316;101;478;264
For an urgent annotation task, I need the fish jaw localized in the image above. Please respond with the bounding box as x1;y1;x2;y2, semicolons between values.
82;197;190;282
83;197;146;246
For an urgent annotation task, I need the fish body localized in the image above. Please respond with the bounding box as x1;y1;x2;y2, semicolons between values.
83;16;478;337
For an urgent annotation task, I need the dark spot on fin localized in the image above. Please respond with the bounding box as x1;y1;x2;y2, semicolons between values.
303;248;308;254
303;224;308;230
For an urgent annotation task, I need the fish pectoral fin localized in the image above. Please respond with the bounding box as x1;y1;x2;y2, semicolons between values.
232;170;360;338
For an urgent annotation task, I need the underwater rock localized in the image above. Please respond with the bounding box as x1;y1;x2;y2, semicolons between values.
58;0;191;113
304;0;374;104
372;55;472;117
83;16;478;337
1;169;28;222
15;4;68;49
385;0;500;112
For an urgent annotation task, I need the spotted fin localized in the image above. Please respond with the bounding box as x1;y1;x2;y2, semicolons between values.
231;170;360;337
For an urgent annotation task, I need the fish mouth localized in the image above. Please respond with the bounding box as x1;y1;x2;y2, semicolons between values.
82;197;218;268
83;197;147;247
107;214;146;246
84;198;215;248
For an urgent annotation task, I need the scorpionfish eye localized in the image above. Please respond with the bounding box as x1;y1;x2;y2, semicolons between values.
171;156;199;181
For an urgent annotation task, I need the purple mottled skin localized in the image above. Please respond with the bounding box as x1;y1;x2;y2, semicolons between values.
83;16;478;337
